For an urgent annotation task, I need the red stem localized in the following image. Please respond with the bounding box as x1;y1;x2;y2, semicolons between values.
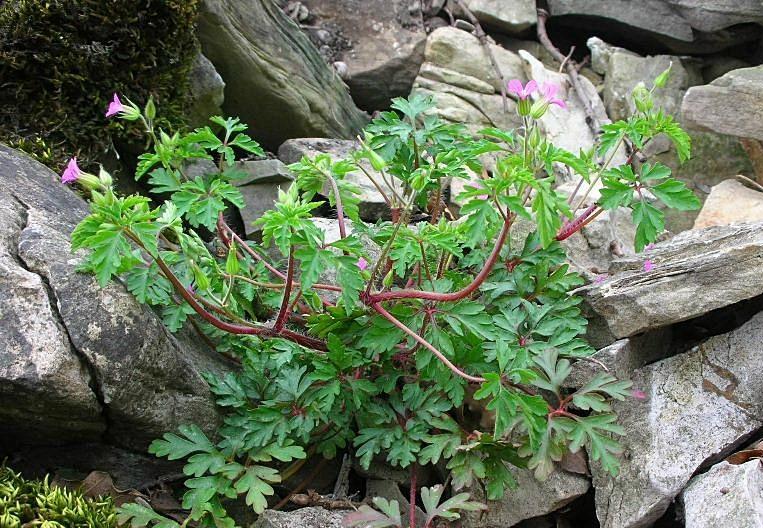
366;213;513;305
217;214;342;292
556;205;599;241
274;247;295;332
409;464;417;528
372;303;486;383
325;174;347;240
146;238;326;350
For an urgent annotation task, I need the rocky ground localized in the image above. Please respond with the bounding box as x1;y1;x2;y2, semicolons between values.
3;0;763;527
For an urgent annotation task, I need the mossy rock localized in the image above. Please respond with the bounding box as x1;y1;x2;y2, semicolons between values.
0;0;199;170
0;465;117;527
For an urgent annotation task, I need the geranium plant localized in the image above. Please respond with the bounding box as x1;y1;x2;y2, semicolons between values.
66;67;698;528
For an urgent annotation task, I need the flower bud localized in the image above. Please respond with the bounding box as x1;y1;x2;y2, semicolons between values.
382;269;394;288
98;166;113;187
517;97;532;117
530;100;549;119
528;126;542;149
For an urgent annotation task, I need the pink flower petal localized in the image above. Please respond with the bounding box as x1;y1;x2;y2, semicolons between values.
632;389;647;400
61;157;81;184
507;79;524;98
357;257;369;271
105;93;125;118
524;80;538;97
643;259;654;272
594;274;607;284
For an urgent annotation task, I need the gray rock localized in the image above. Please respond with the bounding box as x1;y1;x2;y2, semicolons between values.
0;192;104;446
462;0;537;35
464;467;590;527
663;0;763;32
279;138;397;221
593;311;763;528
656;131;755;234
234;160;294;237
586;37;639;76
301;0;427;111
579;222;763;343
0;145;229;450
198;0;367;149
253;507;346;528
187;53;225;127
693;179;763;229
411;26;525;136
682;66;763;142
549;0;761;53
565;331;672;388
682;460;763;528
548;0;694;43
603;52;695;122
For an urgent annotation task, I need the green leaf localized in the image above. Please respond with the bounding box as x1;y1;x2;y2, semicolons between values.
234;465;281;513
650;179;701;211
422;485;486;524
117;503;180;528
598;178;633;210
631;199;665;252
344;498;402;528
562;414;625;476
149;424;215;460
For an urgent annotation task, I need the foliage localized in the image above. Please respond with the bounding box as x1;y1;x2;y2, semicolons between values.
66;66;697;527
0;465;117;527
0;0;199;169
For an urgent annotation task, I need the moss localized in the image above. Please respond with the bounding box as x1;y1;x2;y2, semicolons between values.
0;465;117;527
0;0;199;170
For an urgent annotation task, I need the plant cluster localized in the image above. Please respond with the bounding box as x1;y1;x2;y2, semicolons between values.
67;67;698;528
0;465;117;528
0;0;199;169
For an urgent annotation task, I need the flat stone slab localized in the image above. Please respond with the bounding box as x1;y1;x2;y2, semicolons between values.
593;311;763;528
579;222;763;344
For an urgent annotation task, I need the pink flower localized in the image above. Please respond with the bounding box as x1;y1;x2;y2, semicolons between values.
594;274;607;284
631;389;647;400
539;82;567;110
357;257;369;271
645;243;656;251
507;79;538;100
643;259;654;272
105;93;126;118
61;157;82;184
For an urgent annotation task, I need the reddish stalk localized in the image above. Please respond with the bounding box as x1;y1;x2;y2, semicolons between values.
372;302;486;384
409;464;417;528
274;247;295;332
366;212;513;305
556;205;600;241
325;173;348;240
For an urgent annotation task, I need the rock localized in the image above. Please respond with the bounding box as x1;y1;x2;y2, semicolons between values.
422;27;525;95
602;52;696;122
278;138;397;221
593;311;763;528
682;66;763;142
0;145;229;450
0;193;103;446
462;0;537;35
549;0;762;53
548;0;694;43
580;222;763;343
682;460;763;528
464;467;590;527
234;160;294;237
198;0;367;149
663;0;763;33
411;27;524;135
586;37;638;76
300;0;426;111
565;331;672;388
253;507;346;528
187;53;225;127
656;131;755;234
693;179;763;229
